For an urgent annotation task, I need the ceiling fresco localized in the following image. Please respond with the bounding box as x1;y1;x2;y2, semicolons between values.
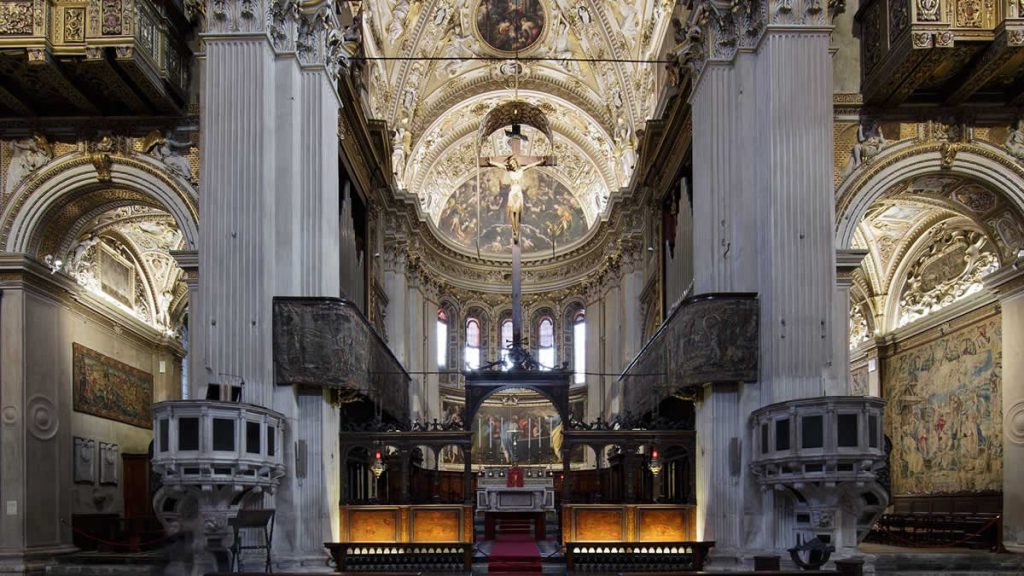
436;167;588;255
359;0;678;256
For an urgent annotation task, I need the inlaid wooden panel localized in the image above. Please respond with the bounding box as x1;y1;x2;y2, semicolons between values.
347;509;399;542
573;509;625;541
638;508;689;541
411;509;461;542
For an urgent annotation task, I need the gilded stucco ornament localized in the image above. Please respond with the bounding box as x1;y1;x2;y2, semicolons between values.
897;227;999;327
0;1;34;34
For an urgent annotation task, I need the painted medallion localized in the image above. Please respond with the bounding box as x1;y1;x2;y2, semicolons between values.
474;0;546;53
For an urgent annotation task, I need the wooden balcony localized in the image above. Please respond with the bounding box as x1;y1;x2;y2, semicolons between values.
856;0;1024;106
0;0;193;116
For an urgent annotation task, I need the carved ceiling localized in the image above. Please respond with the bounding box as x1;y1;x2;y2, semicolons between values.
850;174;1024;335
359;0;677;256
60;205;188;335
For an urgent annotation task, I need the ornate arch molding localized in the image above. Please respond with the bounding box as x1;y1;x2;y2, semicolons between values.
2;155;199;254
880;215;997;332
835;141;1024;249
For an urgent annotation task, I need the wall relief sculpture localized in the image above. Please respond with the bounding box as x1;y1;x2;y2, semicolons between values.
74;437;97;484
99;442;119;485
885;315;1002;495
897;227;998;327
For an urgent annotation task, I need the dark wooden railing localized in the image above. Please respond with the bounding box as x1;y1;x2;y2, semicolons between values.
619;293;758;417
323;542;472;573
273;297;410;420
866;512;1003;551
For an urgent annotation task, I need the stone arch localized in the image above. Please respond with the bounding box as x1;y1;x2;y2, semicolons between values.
2;154;199;254
835;141;1024;249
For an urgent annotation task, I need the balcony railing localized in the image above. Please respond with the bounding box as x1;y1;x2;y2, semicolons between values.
620;293;759;417
273;297;412;421
152;400;286;489
856;0;1024;106
0;0;191;115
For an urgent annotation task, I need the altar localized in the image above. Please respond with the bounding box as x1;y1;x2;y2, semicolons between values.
475;467;555;513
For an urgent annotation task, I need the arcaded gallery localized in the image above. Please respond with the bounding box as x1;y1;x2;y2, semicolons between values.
1;0;1023;574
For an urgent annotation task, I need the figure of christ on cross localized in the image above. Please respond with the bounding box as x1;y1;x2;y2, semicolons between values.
479;125;554;245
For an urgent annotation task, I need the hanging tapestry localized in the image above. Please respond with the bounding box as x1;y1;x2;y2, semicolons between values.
73;343;153;428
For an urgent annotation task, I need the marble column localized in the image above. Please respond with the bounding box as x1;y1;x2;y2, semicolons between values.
0;259;78;573
827;250;867;396
198;0;344;568
171;250;202;399
584;287;603;425
602;281;622;418
984;262;1024;552
382;251;408;363
686;0;842;557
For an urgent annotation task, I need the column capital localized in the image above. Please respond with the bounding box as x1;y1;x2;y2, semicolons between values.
674;0;838;86
836;248;867;287
985;258;1024;299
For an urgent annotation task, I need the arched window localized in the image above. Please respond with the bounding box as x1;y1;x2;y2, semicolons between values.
436;309;448;368
500;319;514;370
465;318;481;370
538;317;555;370
573;311;586;384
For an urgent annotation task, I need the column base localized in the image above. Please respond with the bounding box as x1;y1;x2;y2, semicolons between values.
0;545;78;575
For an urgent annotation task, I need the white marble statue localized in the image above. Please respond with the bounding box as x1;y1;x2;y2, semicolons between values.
850;120;886;167
67;235;102;283
388;0;410;44
615;123;637;183
144;131;194;183
439;24;474;78
392;128;409;188
1006;120;1024;161
551;11;578;74
5;134;52;195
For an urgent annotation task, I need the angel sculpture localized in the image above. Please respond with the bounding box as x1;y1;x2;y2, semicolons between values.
5;134;52;195
143;130;193;183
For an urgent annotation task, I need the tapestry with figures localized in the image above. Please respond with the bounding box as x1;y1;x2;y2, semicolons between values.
72;343;153;429
884;315;1002;495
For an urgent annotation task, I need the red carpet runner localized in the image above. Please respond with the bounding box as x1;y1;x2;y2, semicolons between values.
488;533;541;573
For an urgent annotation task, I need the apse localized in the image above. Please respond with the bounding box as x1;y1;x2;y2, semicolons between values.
436;168;588;256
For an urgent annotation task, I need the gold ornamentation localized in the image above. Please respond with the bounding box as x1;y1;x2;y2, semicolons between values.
940;141;961;168
916;0;940;21
954;0;983;27
64;7;85;41
101;0;122;34
0;1;34;34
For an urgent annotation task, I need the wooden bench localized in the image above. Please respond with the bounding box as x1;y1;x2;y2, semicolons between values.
565;542;714;573
324;543;472;573
866;512;1002;550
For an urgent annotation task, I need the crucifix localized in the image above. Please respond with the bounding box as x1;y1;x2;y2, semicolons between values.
477;122;555;356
